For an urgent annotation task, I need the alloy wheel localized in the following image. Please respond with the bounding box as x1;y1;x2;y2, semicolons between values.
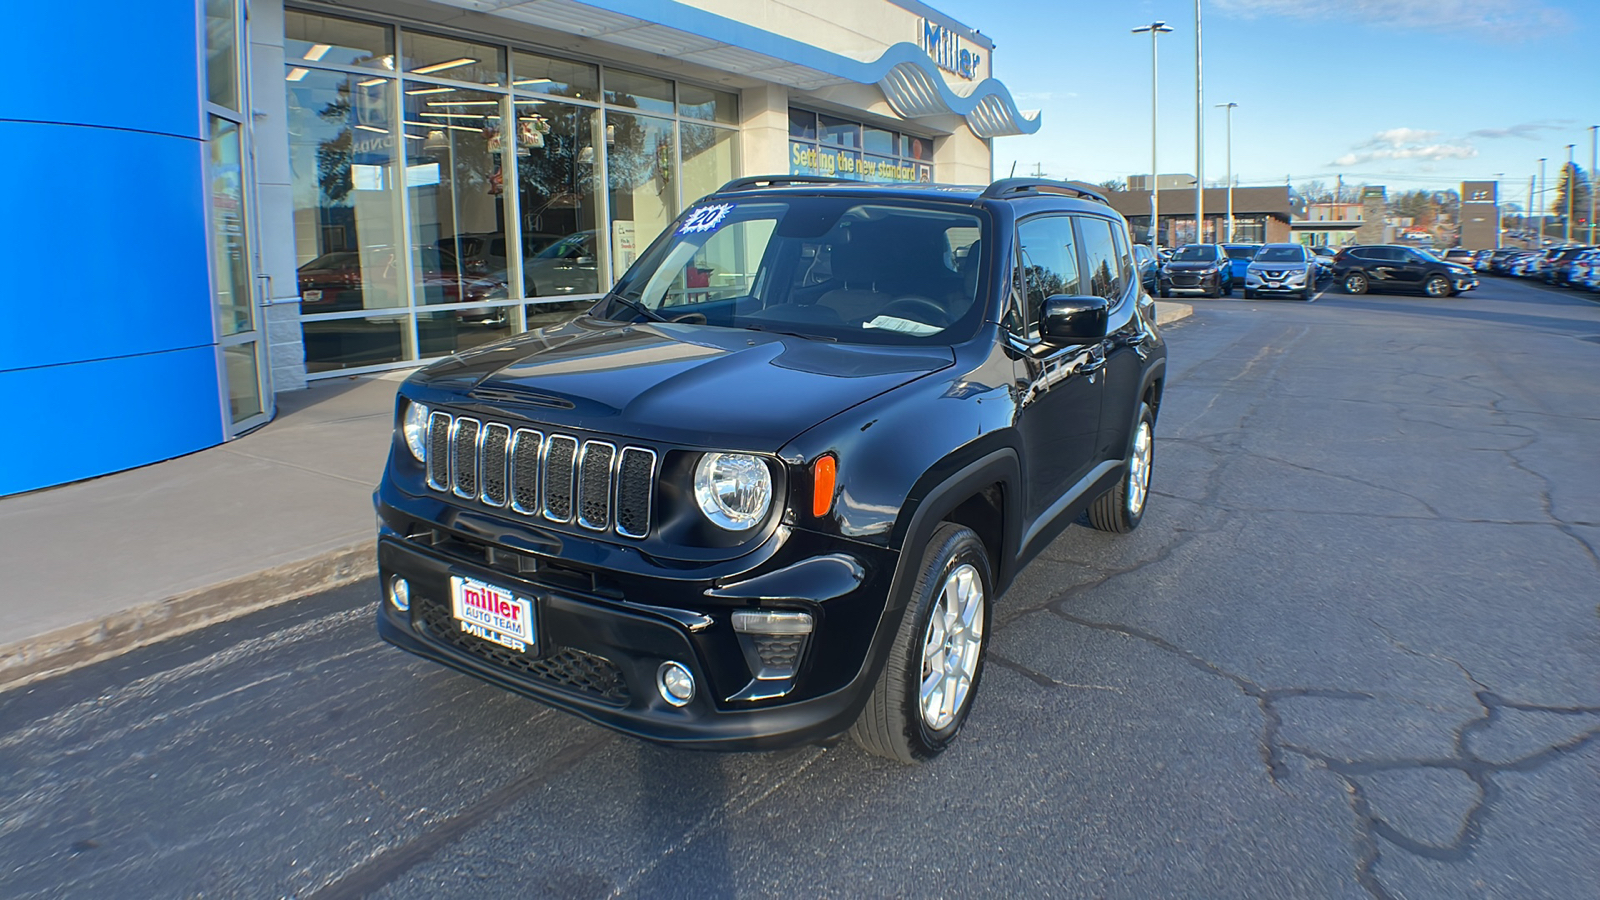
919;563;985;731
1128;420;1152;515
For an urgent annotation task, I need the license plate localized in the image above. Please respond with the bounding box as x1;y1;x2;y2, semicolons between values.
1266;282;1281;288
302;289;322;302
450;576;535;653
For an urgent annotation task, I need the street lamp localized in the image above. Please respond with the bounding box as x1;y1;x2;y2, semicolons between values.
1216;102;1237;241
1565;143;1575;243
1132;20;1173;248
1591;126;1599;244
1493;173;1504;249
1193;0;1204;243
1538;157;1546;248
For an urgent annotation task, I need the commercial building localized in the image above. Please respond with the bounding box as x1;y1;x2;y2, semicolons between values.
2;0;1038;496
1107;184;1304;247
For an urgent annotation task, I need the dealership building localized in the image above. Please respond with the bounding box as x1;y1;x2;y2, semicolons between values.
1;0;1038;496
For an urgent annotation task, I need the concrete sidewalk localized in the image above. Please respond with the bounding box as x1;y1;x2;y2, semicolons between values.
0;302;1192;691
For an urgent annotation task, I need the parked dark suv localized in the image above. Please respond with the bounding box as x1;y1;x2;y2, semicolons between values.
1332;244;1478;297
1159;243;1234;297
373;176;1167;763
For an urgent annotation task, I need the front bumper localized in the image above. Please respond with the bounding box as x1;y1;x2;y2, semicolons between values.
1162;272;1222;294
373;485;904;750
1452;274;1479;292
1245;269;1310;293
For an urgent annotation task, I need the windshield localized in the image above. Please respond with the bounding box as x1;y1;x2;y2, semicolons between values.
1224;245;1259;259
1254;246;1306;262
1171;246;1215;262
600;199;987;345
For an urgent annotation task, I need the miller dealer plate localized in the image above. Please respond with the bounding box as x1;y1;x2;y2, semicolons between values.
450;576;535;653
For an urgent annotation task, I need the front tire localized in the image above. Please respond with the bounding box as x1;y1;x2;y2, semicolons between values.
1243;287;1256;300
1088;403;1155;533
850;523;992;764
1424;274;1452;297
1344;271;1369;295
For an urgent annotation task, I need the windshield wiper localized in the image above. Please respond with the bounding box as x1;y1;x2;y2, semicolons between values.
605;292;666;323
742;324;837;342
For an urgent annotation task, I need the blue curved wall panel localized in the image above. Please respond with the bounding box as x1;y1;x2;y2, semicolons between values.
0;0;223;496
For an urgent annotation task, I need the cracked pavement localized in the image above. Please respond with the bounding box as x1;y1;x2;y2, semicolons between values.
1;279;1596;898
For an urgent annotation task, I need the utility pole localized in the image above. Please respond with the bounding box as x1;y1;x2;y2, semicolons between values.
1493;173;1504;249
1217;102;1237;241
1565;144;1575;243
1132;20;1173;247
1591;125;1599;244
1537;157;1547;248
1193;0;1204;244
1527;176;1535;245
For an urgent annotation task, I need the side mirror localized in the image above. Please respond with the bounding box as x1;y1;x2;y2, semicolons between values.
1041;294;1110;344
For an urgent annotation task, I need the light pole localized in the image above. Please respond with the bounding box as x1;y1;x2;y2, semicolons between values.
1132;21;1173;247
1590;125;1598;244
1493;173;1504;249
1565;144;1575;243
1193;0;1204;243
1537;157;1546;248
1216;101;1237;241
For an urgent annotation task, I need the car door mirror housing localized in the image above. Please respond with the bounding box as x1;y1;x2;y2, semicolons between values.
1041;294;1110;343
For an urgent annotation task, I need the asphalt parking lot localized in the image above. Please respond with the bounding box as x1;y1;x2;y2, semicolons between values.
1;273;1596;899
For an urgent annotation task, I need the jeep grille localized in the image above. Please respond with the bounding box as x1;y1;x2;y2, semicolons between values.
425;411;656;539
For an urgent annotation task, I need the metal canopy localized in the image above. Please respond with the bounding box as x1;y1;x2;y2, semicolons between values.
430;0;1041;136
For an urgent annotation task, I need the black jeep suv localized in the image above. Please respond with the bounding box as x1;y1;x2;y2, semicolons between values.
374;176;1167;763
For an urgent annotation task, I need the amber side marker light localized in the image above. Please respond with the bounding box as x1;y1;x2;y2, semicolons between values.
812;454;837;518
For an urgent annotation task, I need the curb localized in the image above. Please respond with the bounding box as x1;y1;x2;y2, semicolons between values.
1155;301;1193;326
0;540;377;694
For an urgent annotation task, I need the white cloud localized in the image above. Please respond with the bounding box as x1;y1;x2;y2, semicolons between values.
1468;120;1575;140
1330;128;1478;167
1213;0;1569;39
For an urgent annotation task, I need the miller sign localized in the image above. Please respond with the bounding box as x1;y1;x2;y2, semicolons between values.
919;19;981;80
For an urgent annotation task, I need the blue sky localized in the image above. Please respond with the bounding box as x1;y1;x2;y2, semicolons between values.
933;0;1597;205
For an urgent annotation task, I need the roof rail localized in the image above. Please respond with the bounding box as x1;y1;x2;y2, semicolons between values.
979;178;1110;206
714;175;851;194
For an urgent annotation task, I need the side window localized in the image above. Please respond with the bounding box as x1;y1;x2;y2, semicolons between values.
1015;216;1082;338
1111;223;1135;288
1078;216;1122;300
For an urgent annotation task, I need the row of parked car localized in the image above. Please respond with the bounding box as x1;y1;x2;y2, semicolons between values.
1138;241;1480;300
1469;245;1600;291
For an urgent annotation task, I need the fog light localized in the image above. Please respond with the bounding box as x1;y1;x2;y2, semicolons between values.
657;661;695;706
732;610;814;635
388;576;411;612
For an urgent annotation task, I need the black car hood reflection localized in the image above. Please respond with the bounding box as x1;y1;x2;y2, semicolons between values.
413;317;955;449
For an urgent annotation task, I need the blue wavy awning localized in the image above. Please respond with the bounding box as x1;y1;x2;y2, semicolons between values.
434;0;1041;137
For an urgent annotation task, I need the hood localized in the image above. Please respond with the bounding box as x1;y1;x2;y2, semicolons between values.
1165;260;1220;270
1249;260;1308;269
408;317;955;450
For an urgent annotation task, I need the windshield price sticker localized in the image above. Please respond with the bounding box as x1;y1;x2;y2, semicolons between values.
678;203;735;235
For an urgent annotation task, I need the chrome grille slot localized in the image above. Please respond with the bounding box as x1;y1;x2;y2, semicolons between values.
480;423;511;507
510;429;543;515
423;412;655;539
542;435;578;523
577;441;616;531
452;418;481;499
615;448;656;539
427;412;452;490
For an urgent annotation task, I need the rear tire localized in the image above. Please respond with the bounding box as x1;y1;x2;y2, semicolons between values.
1088;403;1154;534
1344;272;1369;295
850;523;993;764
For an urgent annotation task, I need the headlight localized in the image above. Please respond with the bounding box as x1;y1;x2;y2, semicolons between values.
402;400;429;462
693;452;772;531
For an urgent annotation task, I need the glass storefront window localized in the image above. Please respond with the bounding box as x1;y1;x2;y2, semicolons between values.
606;111;675;284
302;315;410;373
403;87;510;305
819;115;860;149
208;117;252;336
404;32;505;87
681;122;738;208
224;343;264;421
863;126;895;155
678;84;737;125
788;108;817;140
285;11;394;71
417;308;515;359
286;70;406;314
204;0;239;110
512;49;598;101
605;69;674;116
515;98;603;297
525;299;594;330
